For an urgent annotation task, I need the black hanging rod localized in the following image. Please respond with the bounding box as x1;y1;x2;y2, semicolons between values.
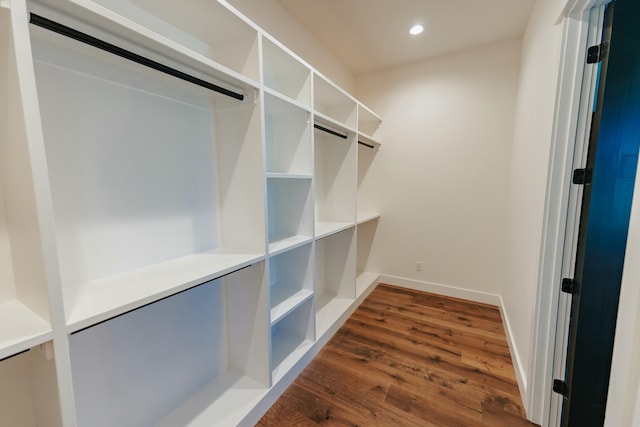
314;123;348;140
29;13;245;101
358;141;375;149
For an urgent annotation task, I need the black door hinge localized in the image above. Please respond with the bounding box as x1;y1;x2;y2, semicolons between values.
573;168;593;185
553;379;569;396
587;42;609;64
561;278;579;294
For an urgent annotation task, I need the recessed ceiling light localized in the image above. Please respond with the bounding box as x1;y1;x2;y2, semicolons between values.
409;24;424;36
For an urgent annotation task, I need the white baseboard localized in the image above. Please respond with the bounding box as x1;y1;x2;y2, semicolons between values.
499;296;528;410
379;275;501;306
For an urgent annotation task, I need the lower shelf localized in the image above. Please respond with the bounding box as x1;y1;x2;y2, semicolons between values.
0;301;52;360
357;271;380;297
315;294;353;338
270;287;313;325
156;371;268;427
64;251;264;333
271;332;314;385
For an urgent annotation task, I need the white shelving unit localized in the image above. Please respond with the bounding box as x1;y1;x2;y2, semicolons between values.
356;219;381;298
270;299;315;384
314;118;357;240
264;92;312;176
71;263;269;427
267;177;314;255
314;74;357;130
30;18;265;331
2;0;383;424
358;103;383;143
315;229;356;337
262;37;311;107
0;3;52;362
269;243;314;325
0;346;62;427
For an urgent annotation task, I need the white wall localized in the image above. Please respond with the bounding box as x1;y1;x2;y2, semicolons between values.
503;0;567;405
355;38;521;301
223;0;355;93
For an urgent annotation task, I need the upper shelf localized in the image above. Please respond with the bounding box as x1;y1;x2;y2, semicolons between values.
313;74;357;130
30;0;261;93
358;103;382;139
263;37;311;107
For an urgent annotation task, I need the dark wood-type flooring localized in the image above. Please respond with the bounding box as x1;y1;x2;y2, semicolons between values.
258;283;539;426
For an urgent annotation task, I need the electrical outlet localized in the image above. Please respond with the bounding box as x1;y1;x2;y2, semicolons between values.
416;261;422;272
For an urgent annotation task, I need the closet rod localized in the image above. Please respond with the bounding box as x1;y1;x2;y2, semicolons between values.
314;123;348;140
29;13;245;101
358;141;375;149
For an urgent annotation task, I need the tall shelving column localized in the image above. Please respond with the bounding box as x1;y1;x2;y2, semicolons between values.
262;36;316;387
0;3;63;426
356;104;383;296
26;0;271;425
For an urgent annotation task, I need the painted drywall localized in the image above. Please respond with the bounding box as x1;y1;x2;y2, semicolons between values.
355;38;521;299
503;0;567;403
223;0;355;93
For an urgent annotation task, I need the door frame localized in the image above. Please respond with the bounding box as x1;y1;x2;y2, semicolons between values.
527;1;609;425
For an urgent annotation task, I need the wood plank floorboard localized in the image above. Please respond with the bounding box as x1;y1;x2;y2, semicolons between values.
257;284;539;426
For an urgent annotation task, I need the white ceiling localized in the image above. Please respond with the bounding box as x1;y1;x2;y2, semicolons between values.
275;0;536;75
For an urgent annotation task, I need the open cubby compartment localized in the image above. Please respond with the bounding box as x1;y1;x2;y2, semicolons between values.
70;262;270;427
264;93;312;176
31;0;260;82
0;6;52;360
270;298;315;384
315;228;356;337
357;138;381;225
269;243;314;325
267;177;314;255
357;103;383;141
314;119;357;239
0;344;63;427
356;219;380;297
29;22;265;332
263;37;311;106
313;74;357;130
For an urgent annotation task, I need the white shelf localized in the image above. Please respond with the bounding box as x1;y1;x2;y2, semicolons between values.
64;251;264;332
270;287;314;326
357;212;381;225
0;302;52;360
263;38;311;106
358;133;382;149
271;332;313;384
264;93;313;175
264;87;312;113
33;0;262;84
358;103;382;138
314;111;357;135
315;294;353;338
357;271;380;297
155;371;267;427
266;173;312;180
315;221;354;239
268;235;313;256
313;73;357;129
